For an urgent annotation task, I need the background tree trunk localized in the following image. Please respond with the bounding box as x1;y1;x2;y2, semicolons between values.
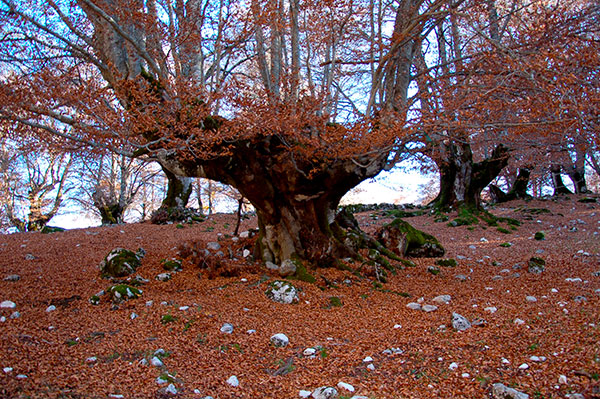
551;165;573;195
430;142;509;209
160;165;193;209
489;167;532;203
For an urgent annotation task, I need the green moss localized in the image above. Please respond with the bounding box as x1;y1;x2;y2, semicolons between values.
108;284;142;303
161;259;183;272
161;314;177;324
288;255;316;283
176;223;184;229
65;339;78;347
100;248;142;278
384;218;445;257
502;217;521;226
534;231;545;240
428;266;441;275
386;209;425;218
578;197;598;203
328;296;343;307
500;242;512;248
435;258;457;267
400;259;416;268
528;257;546;267
497;227;511;234
89;295;100;305
41;226;65;234
521;208;551;215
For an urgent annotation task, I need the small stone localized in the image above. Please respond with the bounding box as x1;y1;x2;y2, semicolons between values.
16;374;27;379
3;275;20;282
266;261;279;271
363;356;373;362
406;302;421;310
337;382;355;392
366;364;375;371
10;311;20;319
165;384;177;395
25;254;35;260
155;273;172;282
574;296;587;303
265;281;299;304
449;362;458;370
270;333;289;347
491;383;529;399
514;318;525;325
393;324;402;329
0;300;16;309
86;356;97;364
303;348;317;356
226;375;239;387
0;316;5;322
247;329;256;334
452;313;471;331
455;274;467;281
220;323;234;334
206;242;221;251
480;237;488;242
156;376;168;384
299;390;312;398
150;356;164;367
501;358;510;365
154;349;166;356
130;313;138;320
179;306;189;311
518;363;529;370
3;367;13;373
485;307;497;313
44;305;56;312
462;373;470;378
526;296;537;303
558;375;568;384
422;304;438;312
432;295;451;304
279;259;297;277
311;386;338;399
242;249;251;258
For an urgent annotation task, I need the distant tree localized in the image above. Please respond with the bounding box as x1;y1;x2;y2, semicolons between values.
0;143;73;232
410;0;599;208
74;152;157;224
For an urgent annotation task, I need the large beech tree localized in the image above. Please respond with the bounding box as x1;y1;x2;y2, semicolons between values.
0;0;451;265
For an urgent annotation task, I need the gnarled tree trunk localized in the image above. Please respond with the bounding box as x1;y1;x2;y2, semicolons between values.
160;136;387;265
489;167;532;203
431;142;509;209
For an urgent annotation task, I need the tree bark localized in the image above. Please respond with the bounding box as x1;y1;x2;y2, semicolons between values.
97;203;125;225
489;167;532;203
160;165;193;209
551;165;573;195
159;136;387;265
566;166;588;194
430;142;509;209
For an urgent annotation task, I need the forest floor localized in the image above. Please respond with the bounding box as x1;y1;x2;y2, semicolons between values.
1;195;599;399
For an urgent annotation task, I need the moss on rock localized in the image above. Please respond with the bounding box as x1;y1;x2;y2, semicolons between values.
377;218;445;258
161;258;183;272
108;284;142;303
100;248;144;278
